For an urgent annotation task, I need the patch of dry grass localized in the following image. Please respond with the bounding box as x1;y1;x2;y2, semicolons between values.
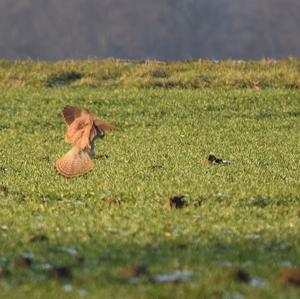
0;58;299;89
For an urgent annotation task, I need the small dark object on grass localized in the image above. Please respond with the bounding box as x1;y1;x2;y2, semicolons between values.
173;243;189;250
121;264;192;284
37;156;50;161
106;197;121;206
225;268;251;283
94;154;109;160
0;257;10;277
169;196;187;209
0;166;8;173
122;264;149;278
49;266;72;279
208;154;231;165
29;234;49;243
46;71;83;87
75;255;85;265
0;185;9;197
149;165;163;171
0;124;10;130
0;265;10;278
120;264;151;283
14;254;33;269
278;268;300;286
0;267;10;277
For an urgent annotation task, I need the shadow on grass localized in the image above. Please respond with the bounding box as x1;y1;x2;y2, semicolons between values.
45;71;83;88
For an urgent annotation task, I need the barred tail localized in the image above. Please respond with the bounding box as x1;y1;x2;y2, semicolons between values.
55;147;94;178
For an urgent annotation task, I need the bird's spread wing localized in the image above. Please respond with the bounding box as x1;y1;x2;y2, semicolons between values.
63;108;119;148
63;106;89;126
94;119;120;132
56;105;120;178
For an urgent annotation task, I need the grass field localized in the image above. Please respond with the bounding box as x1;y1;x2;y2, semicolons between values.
1;59;300;299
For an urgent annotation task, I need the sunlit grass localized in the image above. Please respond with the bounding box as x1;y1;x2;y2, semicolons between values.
0;60;300;298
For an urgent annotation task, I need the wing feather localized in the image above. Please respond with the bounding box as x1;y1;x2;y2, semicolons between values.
94;119;120;132
63;106;89;126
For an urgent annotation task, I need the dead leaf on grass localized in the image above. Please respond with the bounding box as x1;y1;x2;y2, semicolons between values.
278;268;300;287
94;154;109;160
0;186;9;197
14;253;34;269
149;165;163;171
37;156;50;161
105;197;121;206
29;234;49;242
120;264;150;283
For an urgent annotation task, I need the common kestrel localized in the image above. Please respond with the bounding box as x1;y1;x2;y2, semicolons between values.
55;105;118;178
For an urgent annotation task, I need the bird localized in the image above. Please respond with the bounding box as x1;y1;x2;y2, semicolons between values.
55;105;119;178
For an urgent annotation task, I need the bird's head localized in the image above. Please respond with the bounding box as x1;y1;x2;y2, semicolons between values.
94;124;105;139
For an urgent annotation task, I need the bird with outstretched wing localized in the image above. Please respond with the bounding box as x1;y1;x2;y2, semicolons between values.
55;105;119;178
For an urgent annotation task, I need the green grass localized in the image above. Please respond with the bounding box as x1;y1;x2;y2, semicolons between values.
0;60;300;299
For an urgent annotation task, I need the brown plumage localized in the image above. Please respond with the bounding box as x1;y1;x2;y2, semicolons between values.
55;105;119;178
